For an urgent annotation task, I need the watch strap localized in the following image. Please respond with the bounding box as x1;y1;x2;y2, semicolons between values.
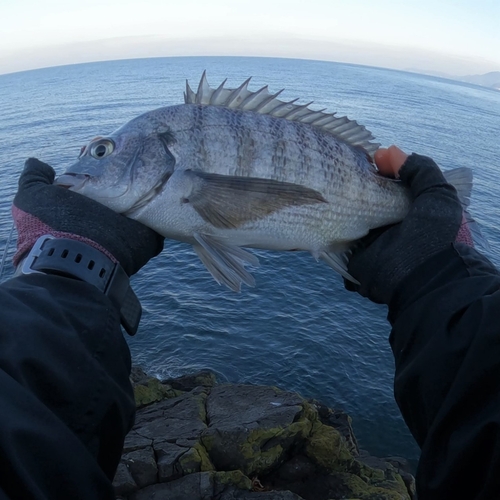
18;235;141;336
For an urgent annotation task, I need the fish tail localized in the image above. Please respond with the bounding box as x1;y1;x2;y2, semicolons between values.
443;167;489;250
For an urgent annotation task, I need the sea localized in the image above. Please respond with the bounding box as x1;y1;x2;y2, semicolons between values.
1;56;499;466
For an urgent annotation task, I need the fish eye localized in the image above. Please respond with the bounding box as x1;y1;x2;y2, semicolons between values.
89;139;115;159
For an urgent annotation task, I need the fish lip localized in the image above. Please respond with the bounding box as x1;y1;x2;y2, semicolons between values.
54;173;89;190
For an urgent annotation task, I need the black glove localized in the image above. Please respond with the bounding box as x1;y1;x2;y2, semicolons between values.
345;154;463;305
13;158;164;276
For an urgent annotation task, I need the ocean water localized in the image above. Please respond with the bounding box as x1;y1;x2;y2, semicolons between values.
1;56;499;465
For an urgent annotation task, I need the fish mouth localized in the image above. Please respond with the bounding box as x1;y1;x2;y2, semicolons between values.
54;173;89;191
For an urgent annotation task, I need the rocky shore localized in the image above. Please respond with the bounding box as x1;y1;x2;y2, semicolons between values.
113;367;415;500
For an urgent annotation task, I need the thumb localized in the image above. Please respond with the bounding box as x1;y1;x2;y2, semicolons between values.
18;158;56;190
374;146;408;177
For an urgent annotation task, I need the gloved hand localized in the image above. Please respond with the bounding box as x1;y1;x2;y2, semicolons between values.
13;158;164;276
345;146;465;305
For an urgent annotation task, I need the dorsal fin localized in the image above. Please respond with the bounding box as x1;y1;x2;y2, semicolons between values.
184;71;380;155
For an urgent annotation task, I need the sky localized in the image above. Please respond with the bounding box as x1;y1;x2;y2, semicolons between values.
0;0;499;76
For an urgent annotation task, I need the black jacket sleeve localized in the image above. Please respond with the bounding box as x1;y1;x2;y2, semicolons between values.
0;273;136;500
388;243;500;500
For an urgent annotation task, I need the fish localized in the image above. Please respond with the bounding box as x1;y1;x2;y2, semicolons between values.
56;72;474;291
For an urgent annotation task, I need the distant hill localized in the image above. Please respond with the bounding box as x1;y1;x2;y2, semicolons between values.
459;71;500;90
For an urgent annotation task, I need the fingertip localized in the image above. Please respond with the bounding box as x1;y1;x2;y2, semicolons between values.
375;146;408;177
387;146;408;176
374;147;389;163
374;148;393;175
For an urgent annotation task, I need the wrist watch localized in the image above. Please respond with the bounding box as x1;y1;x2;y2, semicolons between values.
17;235;141;336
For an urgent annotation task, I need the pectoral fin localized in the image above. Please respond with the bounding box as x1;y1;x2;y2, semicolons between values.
185;170;326;229
193;232;260;292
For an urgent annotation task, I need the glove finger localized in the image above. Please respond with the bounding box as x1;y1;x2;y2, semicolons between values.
18;158;56;190
399;154;449;199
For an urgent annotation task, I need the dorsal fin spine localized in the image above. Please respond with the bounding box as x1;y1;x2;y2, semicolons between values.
210;79;228;105
225;78;252;107
186;73;379;155
240;85;269;109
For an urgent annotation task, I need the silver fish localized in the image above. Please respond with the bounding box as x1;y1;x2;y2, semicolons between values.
57;72;472;291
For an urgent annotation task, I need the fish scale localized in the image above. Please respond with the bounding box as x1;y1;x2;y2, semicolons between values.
56;73;473;291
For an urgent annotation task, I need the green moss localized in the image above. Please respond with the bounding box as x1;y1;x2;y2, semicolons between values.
193;442;214;472
349;460;386;483
300;400;319;423
305;421;354;471
366;467;409;497
347;460;409;496
178;442;214;475
200;433;215;453
238;418;313;475
178;447;201;475
214;470;252;490
238;427;283;473
133;380;182;408
330;472;410;499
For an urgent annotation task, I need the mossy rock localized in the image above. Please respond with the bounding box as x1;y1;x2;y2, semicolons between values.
162;370;218;391
178;442;215;475
133;379;183;408
305;421;354;471
201;413;313;476
305;422;410;499
214;470;253;491
328;471;410;499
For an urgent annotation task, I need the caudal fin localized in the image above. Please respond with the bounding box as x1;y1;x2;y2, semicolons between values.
443;167;489;250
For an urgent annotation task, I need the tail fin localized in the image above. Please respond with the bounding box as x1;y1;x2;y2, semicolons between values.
443;167;489;251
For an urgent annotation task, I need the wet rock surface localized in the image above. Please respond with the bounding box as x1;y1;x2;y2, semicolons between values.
114;369;415;500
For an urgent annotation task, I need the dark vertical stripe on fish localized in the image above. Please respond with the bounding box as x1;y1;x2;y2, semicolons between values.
193;105;209;170
233;110;256;177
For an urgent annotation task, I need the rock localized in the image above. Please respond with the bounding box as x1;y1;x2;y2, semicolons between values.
162;370;218;391
220;492;304;500
122;431;152;453
295;471;408;500
357;452;417;498
304;420;354;470
201;384;312;476
113;462;137;498
130;366;185;409
154;440;214;482
130;366;150;385
121;447;157;488
312;400;359;456
129;471;251;500
274;455;316;482
128;386;213;484
114;370;415;500
133;387;208;441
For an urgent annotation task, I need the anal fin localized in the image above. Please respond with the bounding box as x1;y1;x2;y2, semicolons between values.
319;250;359;284
193;233;260;292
